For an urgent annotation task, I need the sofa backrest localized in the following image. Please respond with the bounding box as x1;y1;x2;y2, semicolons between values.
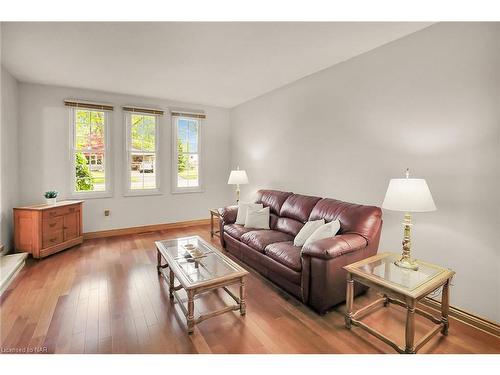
255;189;382;241
309;198;382;240
275;194;322;236
255;190;292;215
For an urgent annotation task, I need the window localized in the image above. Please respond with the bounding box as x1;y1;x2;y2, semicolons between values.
172;114;203;192
125;111;160;194
69;105;111;196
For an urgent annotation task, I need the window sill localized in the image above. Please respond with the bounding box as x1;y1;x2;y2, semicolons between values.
171;187;204;194
70;191;113;200
123;189;163;197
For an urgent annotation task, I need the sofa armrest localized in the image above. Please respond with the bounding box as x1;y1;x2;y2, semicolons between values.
219;205;238;224
301;233;368;260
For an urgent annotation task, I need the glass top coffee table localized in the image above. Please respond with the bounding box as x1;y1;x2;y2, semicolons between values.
155;236;248;334
344;252;455;354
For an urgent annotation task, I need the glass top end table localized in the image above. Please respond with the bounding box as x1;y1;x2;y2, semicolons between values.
344;252;455;354
155;235;249;334
355;253;445;292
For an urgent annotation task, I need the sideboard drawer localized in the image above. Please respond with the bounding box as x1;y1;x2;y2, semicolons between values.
43;230;64;248
42;205;79;220
43;217;64;232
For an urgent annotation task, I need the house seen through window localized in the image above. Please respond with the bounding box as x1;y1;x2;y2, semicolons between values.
127;113;158;191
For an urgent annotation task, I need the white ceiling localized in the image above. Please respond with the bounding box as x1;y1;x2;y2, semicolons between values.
1;22;433;108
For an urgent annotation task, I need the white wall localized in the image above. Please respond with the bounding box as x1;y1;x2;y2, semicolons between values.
230;23;500;321
18;83;233;232
1;66;20;252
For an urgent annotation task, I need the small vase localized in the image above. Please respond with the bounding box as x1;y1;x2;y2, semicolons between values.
46;198;57;205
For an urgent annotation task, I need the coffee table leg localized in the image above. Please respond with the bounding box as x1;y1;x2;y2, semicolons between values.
187;290;195;334
441;279;450;335
169;269;175;300
240;277;246;315
405;299;416;354
345;272;354;329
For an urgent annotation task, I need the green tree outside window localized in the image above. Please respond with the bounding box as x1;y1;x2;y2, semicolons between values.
75;153;94;191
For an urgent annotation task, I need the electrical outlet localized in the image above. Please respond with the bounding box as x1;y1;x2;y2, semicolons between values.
104;209;110;216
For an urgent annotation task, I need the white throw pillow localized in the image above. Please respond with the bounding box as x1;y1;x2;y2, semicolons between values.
303;220;341;247
293;219;325;246
235;202;263;225
244;206;270;229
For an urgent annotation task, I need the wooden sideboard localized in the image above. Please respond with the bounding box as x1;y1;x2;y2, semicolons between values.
14;200;84;258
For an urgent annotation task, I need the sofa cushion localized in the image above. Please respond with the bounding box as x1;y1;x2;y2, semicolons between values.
240;230;294;252
256;190;293;215
264;241;302;272
280;194;322;222
224;224;253;240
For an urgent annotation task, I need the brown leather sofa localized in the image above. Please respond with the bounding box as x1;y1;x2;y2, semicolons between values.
218;189;382;314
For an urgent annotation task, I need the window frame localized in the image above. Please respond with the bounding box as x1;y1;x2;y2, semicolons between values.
171;115;203;194
68;107;113;199
123;111;162;197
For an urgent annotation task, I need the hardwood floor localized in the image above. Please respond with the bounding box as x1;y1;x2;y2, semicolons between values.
1;224;499;354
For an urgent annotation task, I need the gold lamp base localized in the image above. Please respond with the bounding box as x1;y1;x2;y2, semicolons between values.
235;184;240;203
394;257;419;271
394;212;419;271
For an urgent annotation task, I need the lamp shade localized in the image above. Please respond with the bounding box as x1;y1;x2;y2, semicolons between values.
382;178;436;212
227;170;249;185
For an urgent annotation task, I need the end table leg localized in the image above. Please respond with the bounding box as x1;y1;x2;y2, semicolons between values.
210;212;214;238
240;277;246;316
345;273;354;329
187;290;195;334
169;269;175;300
157;250;161;275
441;279;450;335
405;299;416;354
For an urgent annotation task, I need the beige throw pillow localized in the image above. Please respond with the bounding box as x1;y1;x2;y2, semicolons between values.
293;219;325;246
235;202;263;225
303;220;341;247
244;206;270;229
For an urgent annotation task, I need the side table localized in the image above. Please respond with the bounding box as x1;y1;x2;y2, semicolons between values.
209;208;221;238
343;252;455;354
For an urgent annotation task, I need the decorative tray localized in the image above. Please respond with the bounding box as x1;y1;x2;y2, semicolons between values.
182;244;206;259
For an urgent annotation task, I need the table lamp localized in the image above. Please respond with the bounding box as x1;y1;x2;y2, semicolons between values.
227;166;248;203
382;169;436;270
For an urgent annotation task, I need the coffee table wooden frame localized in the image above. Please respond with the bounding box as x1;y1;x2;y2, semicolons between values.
155;236;249;334
343;252;455;354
